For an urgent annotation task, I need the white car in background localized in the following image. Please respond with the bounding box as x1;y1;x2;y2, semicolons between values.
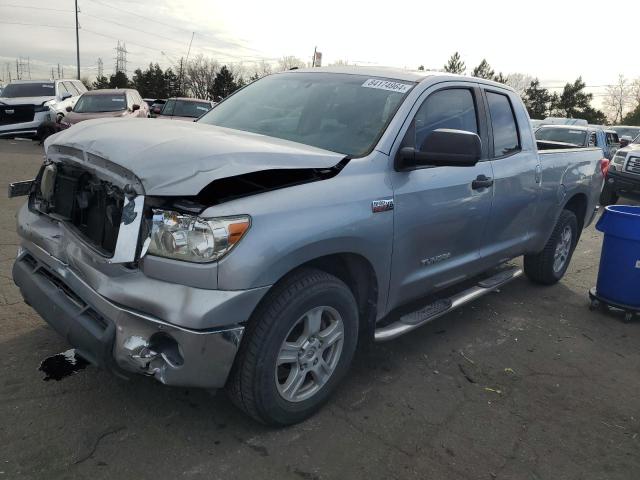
0;79;87;138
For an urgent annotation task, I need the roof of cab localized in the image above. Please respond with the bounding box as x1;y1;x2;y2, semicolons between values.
537;125;593;131
8;79;77;84
280;66;515;91
82;88;135;95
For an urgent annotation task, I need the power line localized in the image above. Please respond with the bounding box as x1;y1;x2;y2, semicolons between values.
0;3;73;12
83;0;268;59
80;11;193;47
0;21;74;29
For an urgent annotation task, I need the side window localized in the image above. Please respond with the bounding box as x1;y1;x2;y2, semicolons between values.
408;88;478;151
64;81;80;96
486;91;520;157
589;132;597;147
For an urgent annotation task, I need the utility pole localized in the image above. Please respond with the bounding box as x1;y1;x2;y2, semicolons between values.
75;0;80;79
57;63;61;79
312;46;317;67
97;57;103;78
178;32;194;96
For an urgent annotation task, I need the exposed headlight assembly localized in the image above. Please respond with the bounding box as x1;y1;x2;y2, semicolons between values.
147;210;250;263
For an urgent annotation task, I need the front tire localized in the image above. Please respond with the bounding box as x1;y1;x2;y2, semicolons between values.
524;210;578;285
226;268;359;426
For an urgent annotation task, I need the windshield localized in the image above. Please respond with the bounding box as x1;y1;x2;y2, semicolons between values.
74;94;126;113
612;127;640;139
162;99;211;118
197;73;414;156
535;127;588;146
1;82;55;98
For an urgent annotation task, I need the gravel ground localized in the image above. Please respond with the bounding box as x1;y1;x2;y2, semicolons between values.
0;139;638;480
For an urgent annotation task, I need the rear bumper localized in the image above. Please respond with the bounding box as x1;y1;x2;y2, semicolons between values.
12;246;246;388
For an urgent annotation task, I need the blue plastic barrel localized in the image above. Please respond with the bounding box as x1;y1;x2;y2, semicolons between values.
596;205;640;307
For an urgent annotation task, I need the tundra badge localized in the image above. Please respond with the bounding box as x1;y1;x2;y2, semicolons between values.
372;198;394;213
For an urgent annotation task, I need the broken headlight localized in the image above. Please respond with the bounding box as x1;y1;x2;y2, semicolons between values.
147;209;250;263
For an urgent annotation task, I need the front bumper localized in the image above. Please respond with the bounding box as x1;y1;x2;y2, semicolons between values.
0;111;52;137
12;244;248;389
607;169;640;194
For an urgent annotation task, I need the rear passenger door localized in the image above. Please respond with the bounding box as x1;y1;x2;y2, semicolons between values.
480;88;541;263
387;83;494;310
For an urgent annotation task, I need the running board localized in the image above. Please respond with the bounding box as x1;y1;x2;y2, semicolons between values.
374;267;523;342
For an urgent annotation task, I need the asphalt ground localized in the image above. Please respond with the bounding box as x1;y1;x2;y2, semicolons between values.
0;139;638;480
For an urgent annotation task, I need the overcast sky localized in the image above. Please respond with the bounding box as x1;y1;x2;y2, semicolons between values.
1;0;638;104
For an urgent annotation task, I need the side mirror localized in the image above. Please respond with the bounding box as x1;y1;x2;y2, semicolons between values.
395;129;482;171
153;106;161;114
65;106;72;112
60;92;72;100
132;104;140;111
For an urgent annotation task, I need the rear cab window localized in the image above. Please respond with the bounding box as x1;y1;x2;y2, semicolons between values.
63;82;80;96
486;91;521;157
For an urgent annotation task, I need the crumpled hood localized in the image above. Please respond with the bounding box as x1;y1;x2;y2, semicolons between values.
45;117;345;196
0;96;56;106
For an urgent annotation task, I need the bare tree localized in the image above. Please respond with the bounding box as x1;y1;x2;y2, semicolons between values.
604;74;631;123
329;59;350;66
249;60;273;80
630;78;640;111
185;54;219;100
278;56;306;71
505;73;534;97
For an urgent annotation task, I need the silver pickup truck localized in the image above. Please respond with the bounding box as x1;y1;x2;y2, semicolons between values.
10;67;605;425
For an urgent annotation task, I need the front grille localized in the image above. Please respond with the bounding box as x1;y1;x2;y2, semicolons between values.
626;157;640;175
0;104;35;125
32;163;125;256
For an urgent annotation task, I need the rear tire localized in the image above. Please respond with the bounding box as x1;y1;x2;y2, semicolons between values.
524;210;578;285
599;184;618;206
226;268;358;426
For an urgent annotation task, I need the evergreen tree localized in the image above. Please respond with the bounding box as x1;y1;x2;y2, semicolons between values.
92;75;110;90
443;52;465;74
493;72;508;84
523;79;552;119
109;71;131;89
210;66;238;99
472;59;494;79
551;77;592;118
622;104;640;125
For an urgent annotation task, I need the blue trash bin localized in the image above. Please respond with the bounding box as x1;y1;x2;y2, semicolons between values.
596;205;640;308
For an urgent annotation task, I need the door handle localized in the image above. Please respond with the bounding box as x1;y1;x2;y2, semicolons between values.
472;175;493;190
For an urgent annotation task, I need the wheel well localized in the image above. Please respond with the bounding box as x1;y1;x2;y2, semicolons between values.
296;254;378;342
564;193;588;234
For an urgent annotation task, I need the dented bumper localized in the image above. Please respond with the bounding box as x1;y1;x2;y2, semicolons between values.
13;245;245;388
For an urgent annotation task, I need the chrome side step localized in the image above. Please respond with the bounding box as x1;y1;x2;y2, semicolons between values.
374;267;523;342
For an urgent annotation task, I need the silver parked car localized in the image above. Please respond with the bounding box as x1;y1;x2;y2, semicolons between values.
10;67;604;425
0;79;86;138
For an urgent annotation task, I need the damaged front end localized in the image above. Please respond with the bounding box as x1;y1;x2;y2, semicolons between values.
11;137;348;389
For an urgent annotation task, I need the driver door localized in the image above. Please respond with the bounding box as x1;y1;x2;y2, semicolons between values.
387;83;494;311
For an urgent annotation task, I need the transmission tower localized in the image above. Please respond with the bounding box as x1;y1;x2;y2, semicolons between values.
15;57;29;80
114;41;128;74
97;57;104;78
